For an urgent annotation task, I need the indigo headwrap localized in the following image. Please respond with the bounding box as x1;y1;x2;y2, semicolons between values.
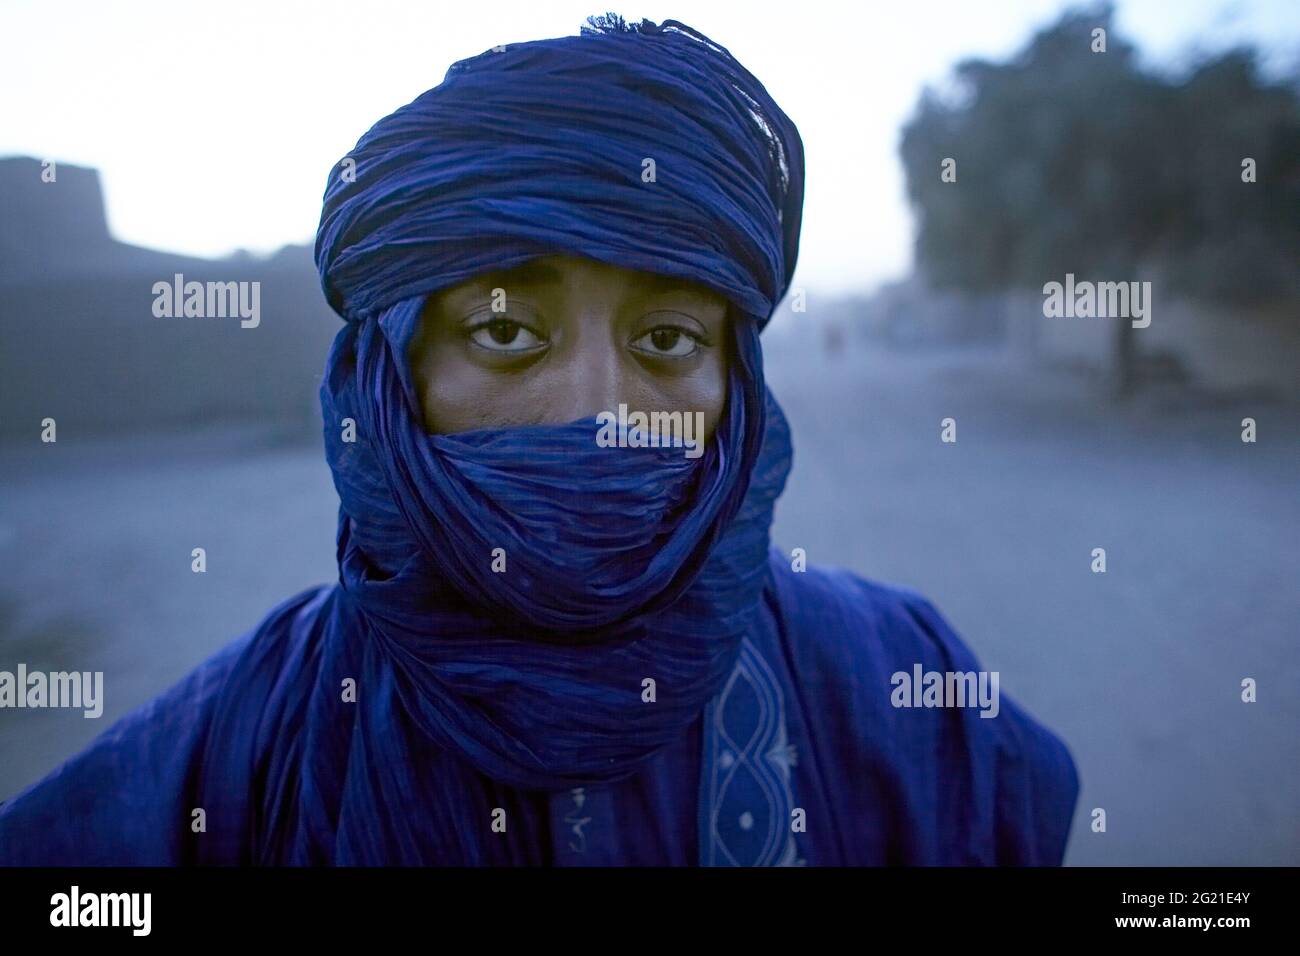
296;15;804;862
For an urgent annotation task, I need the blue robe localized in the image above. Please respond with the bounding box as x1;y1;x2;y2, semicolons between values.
0;550;1078;865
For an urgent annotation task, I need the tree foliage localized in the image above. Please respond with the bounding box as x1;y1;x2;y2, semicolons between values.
900;2;1300;308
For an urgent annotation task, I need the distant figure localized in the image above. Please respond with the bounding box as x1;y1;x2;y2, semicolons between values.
823;320;846;357
0;14;1077;866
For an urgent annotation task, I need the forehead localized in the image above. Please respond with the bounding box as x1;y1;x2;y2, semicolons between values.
450;254;725;300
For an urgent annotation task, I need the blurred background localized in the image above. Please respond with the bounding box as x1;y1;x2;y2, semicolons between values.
0;0;1297;864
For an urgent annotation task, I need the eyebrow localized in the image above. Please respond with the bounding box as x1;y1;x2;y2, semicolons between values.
468;260;565;289
465;260;718;298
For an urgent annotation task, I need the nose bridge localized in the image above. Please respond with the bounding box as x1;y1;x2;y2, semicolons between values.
555;297;624;422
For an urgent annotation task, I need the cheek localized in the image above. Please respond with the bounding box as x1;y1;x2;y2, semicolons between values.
413;341;489;433
422;366;728;435
418;363;524;432
692;371;730;444
418;364;482;433
418;351;563;432
635;352;730;443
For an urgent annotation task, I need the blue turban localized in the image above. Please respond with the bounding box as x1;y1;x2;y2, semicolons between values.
297;15;803;860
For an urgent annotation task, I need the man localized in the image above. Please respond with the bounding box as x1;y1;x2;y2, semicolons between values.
0;14;1078;865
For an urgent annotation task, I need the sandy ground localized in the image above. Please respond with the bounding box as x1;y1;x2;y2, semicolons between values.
1;339;1296;865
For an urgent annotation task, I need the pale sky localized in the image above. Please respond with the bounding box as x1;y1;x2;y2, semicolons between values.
2;0;1296;296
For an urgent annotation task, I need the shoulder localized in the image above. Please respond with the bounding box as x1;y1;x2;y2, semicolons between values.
0;584;334;865
765;548;986;683
762;548;1080;864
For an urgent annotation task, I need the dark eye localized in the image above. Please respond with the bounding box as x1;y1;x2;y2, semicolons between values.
631;326;700;358
468;318;544;353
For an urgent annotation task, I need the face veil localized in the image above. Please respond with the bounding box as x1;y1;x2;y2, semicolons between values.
299;15;805;862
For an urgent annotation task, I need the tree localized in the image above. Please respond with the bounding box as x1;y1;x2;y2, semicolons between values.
900;2;1300;395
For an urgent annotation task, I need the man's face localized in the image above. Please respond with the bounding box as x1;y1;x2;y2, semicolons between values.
410;254;731;441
